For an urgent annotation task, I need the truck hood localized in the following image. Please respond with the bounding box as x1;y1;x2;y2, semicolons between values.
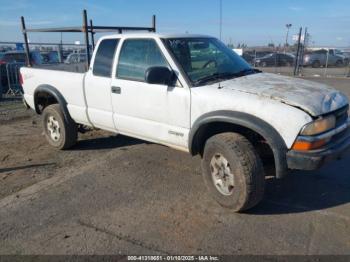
220;72;348;116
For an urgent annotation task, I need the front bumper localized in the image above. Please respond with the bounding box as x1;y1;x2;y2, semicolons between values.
287;119;350;170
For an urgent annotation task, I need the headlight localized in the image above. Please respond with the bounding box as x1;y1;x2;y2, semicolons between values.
300;115;336;136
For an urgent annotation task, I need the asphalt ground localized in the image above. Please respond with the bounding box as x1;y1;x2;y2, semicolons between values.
0;76;349;255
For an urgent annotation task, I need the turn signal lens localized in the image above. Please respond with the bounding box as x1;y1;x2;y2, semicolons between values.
292;138;329;151
300;115;336;136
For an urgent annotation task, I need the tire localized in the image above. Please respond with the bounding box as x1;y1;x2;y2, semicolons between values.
312;60;321;68
335;60;343;67
201;132;265;212
42;104;77;150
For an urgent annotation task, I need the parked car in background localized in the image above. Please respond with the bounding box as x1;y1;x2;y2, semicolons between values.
303;49;345;68
242;52;255;65
62;51;73;60
0;51;27;64
0;50;59;94
255;52;295;67
42;51;60;64
0;51;26;94
255;51;272;59
0;50;60;66
64;53;87;64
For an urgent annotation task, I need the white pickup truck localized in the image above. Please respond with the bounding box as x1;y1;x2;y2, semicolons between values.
21;33;350;211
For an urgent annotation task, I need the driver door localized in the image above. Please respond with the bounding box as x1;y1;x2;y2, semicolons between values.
110;38;190;150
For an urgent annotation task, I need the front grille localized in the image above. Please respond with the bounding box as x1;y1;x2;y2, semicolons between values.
328;105;349;144
333;105;349;127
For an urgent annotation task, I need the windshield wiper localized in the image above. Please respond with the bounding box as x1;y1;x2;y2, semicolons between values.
234;68;262;76
193;72;238;86
235;68;262;76
193;69;261;86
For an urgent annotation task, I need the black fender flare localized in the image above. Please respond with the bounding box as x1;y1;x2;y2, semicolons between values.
189;110;288;178
34;84;72;123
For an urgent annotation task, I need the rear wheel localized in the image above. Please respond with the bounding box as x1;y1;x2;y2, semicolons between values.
42;104;77;149
201;132;265;212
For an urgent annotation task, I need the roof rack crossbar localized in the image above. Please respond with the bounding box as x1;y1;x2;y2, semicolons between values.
23;26;155;33
23;27;84;33
20;9;156;67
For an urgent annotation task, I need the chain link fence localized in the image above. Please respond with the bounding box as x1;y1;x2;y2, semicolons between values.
0;42;88;100
240;46;350;78
0;63;24;100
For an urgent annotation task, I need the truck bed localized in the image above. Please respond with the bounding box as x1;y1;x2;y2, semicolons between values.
21;66;89;125
33;63;87;73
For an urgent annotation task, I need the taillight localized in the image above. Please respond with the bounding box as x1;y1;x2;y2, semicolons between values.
19;73;24;86
0;60;6;64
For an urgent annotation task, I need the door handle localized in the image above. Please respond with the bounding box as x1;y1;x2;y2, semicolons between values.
111;86;121;94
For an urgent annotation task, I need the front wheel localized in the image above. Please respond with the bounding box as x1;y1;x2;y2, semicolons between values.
42;104;77;150
201;133;265;212
335;60;343;67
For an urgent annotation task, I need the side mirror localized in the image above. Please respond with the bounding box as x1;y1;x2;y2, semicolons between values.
145;66;174;85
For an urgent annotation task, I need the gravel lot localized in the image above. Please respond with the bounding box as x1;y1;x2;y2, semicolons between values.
0;77;350;255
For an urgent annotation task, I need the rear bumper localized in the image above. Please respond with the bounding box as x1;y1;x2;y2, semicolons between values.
287;122;350;170
22;97;30;109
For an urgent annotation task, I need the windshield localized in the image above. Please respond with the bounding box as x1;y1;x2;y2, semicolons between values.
335;49;343;55
164;37;258;86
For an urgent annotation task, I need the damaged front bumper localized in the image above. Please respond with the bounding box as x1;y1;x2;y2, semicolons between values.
287;118;350;170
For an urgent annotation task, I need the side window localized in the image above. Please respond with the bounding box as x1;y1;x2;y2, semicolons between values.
93;39;119;77
116;39;168;81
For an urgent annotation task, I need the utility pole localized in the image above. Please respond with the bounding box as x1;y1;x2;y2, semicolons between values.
299;27;308;74
294;27;302;76
219;0;222;40
285;24;292;51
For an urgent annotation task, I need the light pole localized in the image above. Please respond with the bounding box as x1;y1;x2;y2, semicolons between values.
285;24;292;48
219;0;222;40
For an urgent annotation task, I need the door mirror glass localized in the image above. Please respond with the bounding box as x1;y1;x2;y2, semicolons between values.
145;66;173;85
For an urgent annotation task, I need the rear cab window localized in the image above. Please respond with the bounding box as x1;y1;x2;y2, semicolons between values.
93;38;119;77
116;38;168;82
